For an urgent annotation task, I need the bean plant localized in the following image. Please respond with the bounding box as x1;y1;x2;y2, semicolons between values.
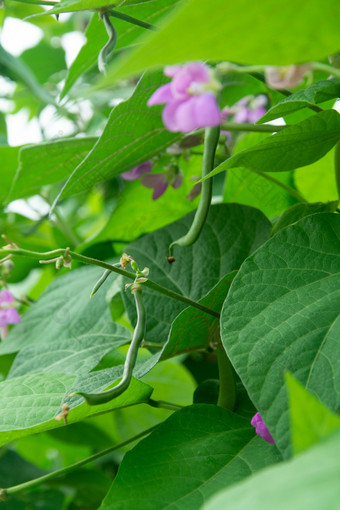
0;0;340;509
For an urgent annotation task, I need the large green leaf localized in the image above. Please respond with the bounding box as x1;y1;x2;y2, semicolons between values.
286;373;340;456
294;147;339;202
54;71;181;202
205;110;340;180
220;214;340;457
161;271;236;360
0;146;19;204
0;262;124;356
39;0;158;15
8;137;97;202
258;79;340;124
100;405;282;510
223;133;297;218
0;371;152;447
99;0;340;83
203;427;340;510
271;201;339;235
123;203;271;344
61;0;180;98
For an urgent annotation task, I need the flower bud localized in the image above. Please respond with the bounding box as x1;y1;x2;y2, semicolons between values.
120;253;131;268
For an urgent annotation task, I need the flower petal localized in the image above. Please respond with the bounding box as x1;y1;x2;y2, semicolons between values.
193;94;221;129
5;308;21;325
141;174;168;200
0;290;14;305
251;412;275;444
147;84;173;106
174;98;202;133
121;161;152;181
162;101;183;132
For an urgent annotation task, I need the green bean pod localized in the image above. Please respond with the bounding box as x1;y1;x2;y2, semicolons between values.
90;269;111;298
98;12;117;74
169;126;220;253
75;288;146;406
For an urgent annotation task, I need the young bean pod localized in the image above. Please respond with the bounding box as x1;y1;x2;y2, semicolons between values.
75;287;146;405
98;12;117;74
169;126;220;254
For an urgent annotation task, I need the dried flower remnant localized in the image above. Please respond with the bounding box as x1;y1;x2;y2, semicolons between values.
264;65;311;90
0;289;21;340
251;412;275;444
148;62;221;133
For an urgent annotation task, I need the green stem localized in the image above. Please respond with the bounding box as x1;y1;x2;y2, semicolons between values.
335;140;340;200
109;9;156;30
0;425;158;500
147;399;183;412
311;62;340;80
221;122;287;133
0;247;219;318
250;168;307;203
216;343;236;411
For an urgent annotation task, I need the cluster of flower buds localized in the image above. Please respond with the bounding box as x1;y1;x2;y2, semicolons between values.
121;253;149;292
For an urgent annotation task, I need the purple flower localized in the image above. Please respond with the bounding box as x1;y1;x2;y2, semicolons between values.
121;161;152;181
251;412;275;444
147;62;221;133
141;164;183;200
222;95;267;124
0;289;21;340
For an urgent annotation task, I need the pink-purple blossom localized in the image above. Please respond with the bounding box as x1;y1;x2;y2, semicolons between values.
222;95;267;124
251;412;275;444
264;65;311;90
147;62;221;133
0;289;21;340
121;161;152;181
141;165;183;200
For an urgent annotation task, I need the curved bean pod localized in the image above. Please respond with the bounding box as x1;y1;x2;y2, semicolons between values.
75;287;146;405
98;12;117;74
169;126;220;253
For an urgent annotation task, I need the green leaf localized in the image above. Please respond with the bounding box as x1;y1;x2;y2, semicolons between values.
100;405;282;510
286;373;340;455
203;427;340;510
294;147;339;202
123;203;271;345
111;359;196;447
54;71;181;202
257;79;340;123
0;146;19;204
0;45;55;106
9;137;97;201
0;262;125;356
99;0;340;83
0;371;152;447
39;0;158;15
161;271;237;360
20;40;66;84
271;201;339;235
220;213;340;457
205;110;340;180
223;133;297;218
61;0;180;98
